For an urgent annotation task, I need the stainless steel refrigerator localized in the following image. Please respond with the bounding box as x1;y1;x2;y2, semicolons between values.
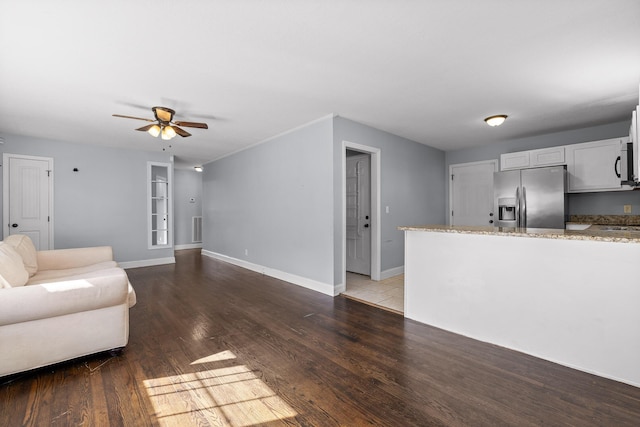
493;165;567;229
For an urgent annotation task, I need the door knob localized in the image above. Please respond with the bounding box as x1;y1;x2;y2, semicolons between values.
489;220;494;224
11;224;18;228
364;224;369;228
489;212;494;216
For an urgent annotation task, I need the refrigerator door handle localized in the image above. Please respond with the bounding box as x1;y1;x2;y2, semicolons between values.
515;187;520;227
522;186;527;228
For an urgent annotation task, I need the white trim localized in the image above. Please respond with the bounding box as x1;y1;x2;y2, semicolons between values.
448;159;498;226
202;250;336;296
119;257;176;269
342;141;381;293
3;153;55;249
175;243;203;250
207;114;337;163
380;266;404;280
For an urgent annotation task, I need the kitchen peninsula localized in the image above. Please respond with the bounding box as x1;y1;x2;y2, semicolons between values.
400;224;640;387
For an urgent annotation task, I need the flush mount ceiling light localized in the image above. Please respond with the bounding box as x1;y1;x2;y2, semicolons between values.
194;166;203;172
484;115;508;127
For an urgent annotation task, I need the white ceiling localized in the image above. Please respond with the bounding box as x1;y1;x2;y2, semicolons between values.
1;1;639;169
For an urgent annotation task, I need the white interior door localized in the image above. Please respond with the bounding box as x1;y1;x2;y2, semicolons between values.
449;160;498;226
346;153;371;275
3;154;53;250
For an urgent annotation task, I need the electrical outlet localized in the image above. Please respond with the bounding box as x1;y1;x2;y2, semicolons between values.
244;249;249;256
624;205;632;214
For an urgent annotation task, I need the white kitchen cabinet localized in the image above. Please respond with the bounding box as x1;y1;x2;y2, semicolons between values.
530;146;565;167
500;151;530;170
500;146;565;170
565;137;627;192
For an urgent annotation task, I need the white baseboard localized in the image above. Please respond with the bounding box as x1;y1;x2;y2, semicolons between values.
119;257;176;269
380;265;404;280
175;243;203;250
201;250;337;296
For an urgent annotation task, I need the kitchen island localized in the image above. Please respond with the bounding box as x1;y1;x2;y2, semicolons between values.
400;224;640;387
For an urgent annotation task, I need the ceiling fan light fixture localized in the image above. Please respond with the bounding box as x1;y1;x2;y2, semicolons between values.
113;106;208;140
147;124;161;137
161;125;177;140
484;115;508;127
194;166;203;172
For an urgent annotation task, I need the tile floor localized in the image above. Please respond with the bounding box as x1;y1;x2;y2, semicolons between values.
341;272;404;314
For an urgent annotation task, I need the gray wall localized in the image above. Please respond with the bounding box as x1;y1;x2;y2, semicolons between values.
0;133;173;263
333;117;446;279
444;121;637;219
202;116;446;291
174;169;203;246
202;117;335;285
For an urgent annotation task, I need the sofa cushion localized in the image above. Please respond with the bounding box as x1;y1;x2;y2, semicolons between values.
0;242;29;287
36;246;114;271
27;261;118;285
0;274;12;289
0;267;130;326
4;234;38;277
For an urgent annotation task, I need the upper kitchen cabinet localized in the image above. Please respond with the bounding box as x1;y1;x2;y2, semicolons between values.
565;137;629;193
500;146;565;171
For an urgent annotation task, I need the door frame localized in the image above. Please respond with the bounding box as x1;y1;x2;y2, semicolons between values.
448;159;498;226
342;141;381;288
2;153;55;247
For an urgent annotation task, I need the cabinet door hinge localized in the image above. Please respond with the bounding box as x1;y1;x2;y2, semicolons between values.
451;174;454;180
451;210;454;217
46;170;52;177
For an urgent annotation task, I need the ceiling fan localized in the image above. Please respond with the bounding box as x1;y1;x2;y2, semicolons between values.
112;106;208;140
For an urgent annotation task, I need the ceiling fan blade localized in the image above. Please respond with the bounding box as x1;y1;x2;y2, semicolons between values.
173;126;191;137
136;124;156;132
112;114;155;122
173;121;208;129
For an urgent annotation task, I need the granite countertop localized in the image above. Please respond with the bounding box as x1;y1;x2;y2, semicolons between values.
568;214;640;226
398;224;640;243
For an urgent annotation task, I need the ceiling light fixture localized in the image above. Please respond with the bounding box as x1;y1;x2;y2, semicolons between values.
484;115;508;127
161;125;177;140
147;124;161;137
194;166;203;172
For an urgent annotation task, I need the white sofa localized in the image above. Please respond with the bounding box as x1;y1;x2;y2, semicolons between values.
0;235;136;377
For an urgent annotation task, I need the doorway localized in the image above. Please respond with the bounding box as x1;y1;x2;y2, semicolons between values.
342;141;380;286
341;141;401;311
3;153;54;250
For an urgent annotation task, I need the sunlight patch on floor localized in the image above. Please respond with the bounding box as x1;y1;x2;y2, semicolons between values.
144;351;297;426
191;350;237;365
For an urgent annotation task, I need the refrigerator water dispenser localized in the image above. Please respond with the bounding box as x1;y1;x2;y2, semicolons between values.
498;198;516;221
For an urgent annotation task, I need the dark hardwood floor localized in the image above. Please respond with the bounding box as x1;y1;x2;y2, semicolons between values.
3;249;640;426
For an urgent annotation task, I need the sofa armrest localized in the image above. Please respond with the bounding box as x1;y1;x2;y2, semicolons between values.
37;246;114;271
0;268;128;326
